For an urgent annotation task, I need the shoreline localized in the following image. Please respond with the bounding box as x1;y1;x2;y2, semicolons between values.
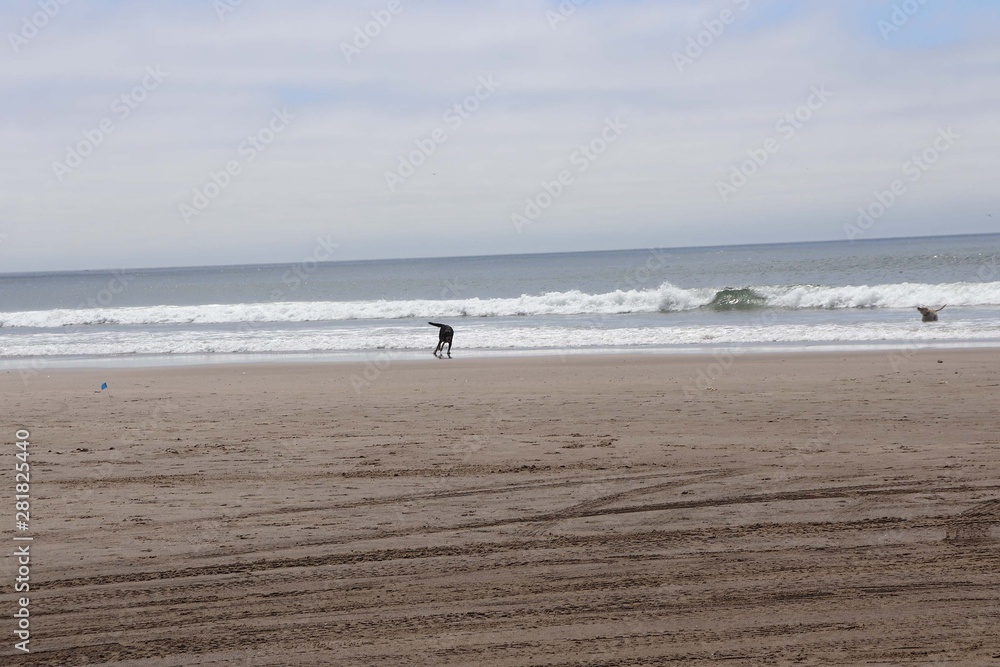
3;337;1000;370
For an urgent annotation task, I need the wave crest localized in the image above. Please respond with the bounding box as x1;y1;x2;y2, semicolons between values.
1;281;998;328
707;288;768;311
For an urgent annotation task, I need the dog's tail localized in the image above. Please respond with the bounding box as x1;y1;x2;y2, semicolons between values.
428;322;446;328
935;305;947;312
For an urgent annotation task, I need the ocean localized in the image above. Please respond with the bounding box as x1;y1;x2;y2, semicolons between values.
2;234;999;366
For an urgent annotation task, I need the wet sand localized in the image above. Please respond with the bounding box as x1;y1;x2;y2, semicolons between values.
3;349;1000;665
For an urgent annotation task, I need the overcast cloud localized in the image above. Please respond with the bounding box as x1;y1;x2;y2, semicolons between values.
1;0;998;272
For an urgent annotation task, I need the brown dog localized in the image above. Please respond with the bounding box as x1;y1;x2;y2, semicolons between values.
917;305;946;322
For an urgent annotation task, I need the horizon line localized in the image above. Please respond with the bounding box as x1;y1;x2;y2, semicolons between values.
3;231;998;278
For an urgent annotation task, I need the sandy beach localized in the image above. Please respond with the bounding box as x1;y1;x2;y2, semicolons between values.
4;349;1000;665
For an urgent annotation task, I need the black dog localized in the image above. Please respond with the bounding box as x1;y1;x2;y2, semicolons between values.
429;322;454;358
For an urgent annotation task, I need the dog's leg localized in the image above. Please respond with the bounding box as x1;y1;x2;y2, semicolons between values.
446;340;452;358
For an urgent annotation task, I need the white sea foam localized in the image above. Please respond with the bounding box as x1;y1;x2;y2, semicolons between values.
1;281;998;328
2;319;1000;358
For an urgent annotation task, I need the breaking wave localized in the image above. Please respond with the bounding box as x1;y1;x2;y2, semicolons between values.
707;288;768;311
1;281;998;328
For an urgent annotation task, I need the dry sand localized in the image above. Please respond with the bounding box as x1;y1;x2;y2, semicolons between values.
3;349;1000;665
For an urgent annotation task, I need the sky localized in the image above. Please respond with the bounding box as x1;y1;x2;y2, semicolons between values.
1;0;998;272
